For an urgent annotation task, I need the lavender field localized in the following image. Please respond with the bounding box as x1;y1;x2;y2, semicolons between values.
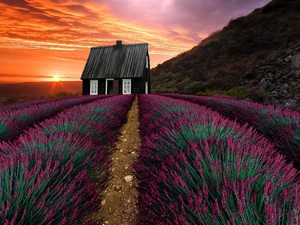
0;94;300;224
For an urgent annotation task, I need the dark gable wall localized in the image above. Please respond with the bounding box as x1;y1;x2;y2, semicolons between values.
132;78;142;94
83;77;150;94
82;79;89;95
83;78;143;95
130;54;150;94
143;64;151;94
98;79;105;94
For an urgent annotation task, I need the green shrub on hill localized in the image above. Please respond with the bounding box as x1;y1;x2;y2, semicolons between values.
3;97;18;105
196;86;248;99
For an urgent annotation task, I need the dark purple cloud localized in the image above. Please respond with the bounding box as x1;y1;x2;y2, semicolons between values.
1;0;30;8
1;0;272;48
101;0;271;42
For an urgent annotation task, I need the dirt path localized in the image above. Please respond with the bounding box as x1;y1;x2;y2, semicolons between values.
88;96;141;225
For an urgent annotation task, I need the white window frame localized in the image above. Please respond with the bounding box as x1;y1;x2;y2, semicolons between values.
145;81;148;94
146;56;149;68
105;79;114;95
90;80;98;95
122;79;131;94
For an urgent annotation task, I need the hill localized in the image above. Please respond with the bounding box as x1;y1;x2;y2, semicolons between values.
0;81;82;105
151;0;300;108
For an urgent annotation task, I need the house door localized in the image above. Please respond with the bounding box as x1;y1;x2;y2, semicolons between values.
90;80;98;95
113;80;119;94
107;80;113;94
106;79;114;94
122;79;131;94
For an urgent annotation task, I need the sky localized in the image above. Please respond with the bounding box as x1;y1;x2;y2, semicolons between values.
0;0;271;83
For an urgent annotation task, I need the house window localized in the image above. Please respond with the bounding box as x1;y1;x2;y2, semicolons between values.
146;56;149;68
122;79;131;94
90;80;98;95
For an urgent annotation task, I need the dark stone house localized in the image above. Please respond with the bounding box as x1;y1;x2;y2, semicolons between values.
81;40;150;95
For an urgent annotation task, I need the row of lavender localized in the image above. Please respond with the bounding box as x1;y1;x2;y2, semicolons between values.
0;95;106;142
135;94;300;225
0;95;134;224
164;94;300;169
0;98;50;112
0;97;76;112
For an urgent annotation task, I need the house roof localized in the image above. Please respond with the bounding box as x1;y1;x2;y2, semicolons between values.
81;42;148;79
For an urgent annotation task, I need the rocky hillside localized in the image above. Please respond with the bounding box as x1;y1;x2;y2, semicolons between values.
151;0;300;109
243;42;300;108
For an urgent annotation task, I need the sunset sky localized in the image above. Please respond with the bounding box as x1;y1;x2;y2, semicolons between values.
0;0;271;83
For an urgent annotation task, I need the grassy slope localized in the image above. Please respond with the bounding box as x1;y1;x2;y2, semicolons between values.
151;0;300;98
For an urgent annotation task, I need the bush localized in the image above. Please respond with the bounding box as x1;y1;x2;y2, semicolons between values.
247;87;269;103
225;86;248;99
196;89;221;96
205;75;239;90
196;86;248;99
184;81;206;94
3;97;18;105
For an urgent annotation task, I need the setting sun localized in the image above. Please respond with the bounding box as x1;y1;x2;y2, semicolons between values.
52;75;60;82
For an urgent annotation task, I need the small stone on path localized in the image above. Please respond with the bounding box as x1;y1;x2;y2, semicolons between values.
124;175;133;183
114;185;121;191
123;207;135;214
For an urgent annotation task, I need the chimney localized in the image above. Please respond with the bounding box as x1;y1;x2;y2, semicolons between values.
116;40;122;47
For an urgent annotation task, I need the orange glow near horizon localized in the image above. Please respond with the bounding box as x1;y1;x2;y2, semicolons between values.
52;75;60;82
0;0;198;83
